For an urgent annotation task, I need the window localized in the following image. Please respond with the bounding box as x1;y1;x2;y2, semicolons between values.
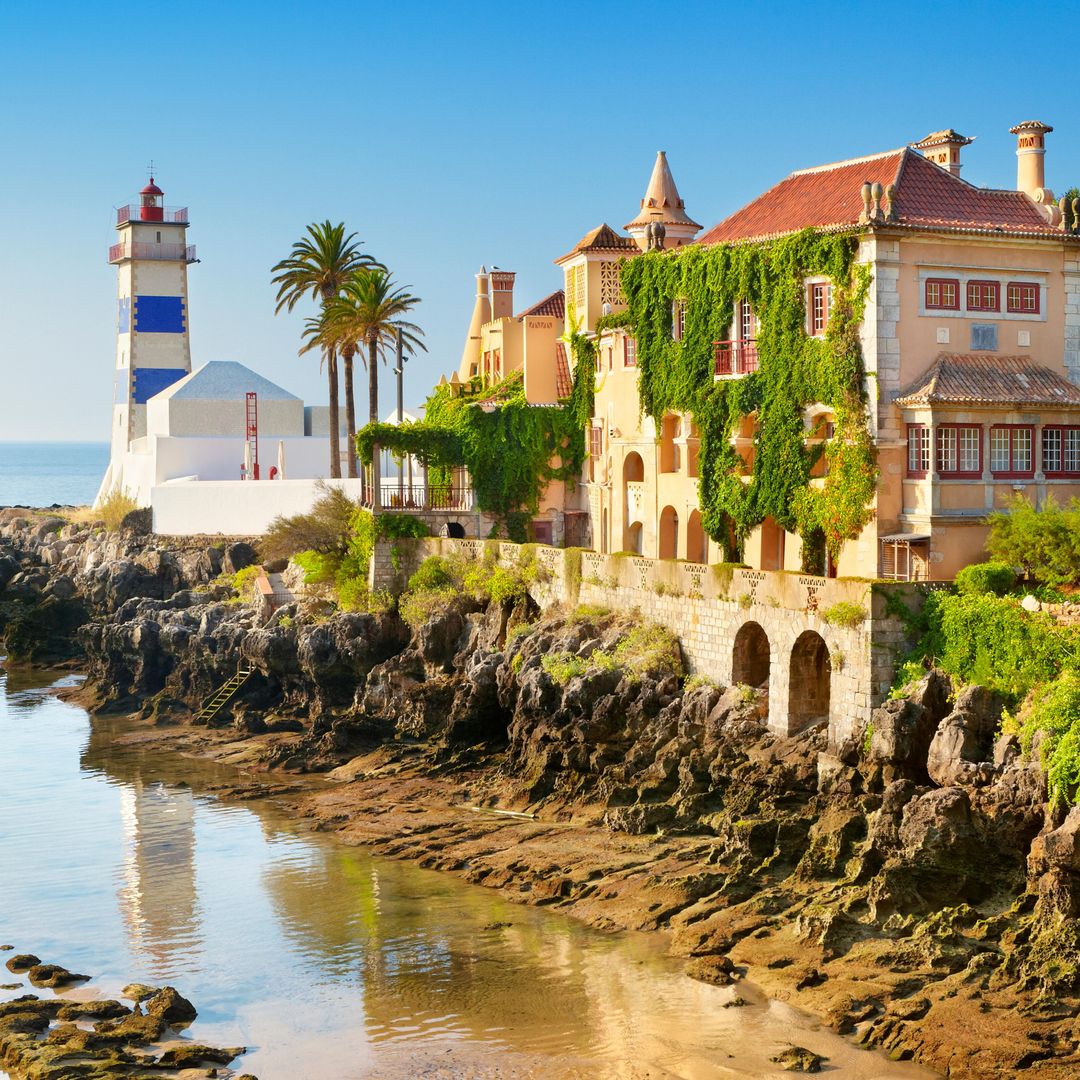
907;424;930;477
808;283;831;336
1007;282;1040;314
492;349;501;378
1043;426;1080;476
936;424;981;477
967;280;1000;312
990;425;1034;478
925;278;959;310
970;323;998;351
738;300;755;341
588;424;603;482
624;336;637;367
673;298;687;341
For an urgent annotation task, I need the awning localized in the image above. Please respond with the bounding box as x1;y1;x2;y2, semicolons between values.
880;533;931;543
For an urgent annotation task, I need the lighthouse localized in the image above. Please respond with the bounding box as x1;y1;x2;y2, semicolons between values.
97;176;197;503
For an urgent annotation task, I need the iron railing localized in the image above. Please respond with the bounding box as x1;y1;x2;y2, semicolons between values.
361;484;473;511
116;204;189;225
714;339;759;376
108;241;197;263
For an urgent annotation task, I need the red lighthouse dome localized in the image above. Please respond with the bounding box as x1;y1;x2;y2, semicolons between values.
139;176;164;221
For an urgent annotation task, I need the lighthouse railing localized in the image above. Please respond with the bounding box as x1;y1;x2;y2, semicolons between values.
116;204;190;226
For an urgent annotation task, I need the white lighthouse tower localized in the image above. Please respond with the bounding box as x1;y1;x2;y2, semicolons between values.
96;176;196;504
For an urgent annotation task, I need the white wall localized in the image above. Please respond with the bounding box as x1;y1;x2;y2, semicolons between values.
151;477;368;536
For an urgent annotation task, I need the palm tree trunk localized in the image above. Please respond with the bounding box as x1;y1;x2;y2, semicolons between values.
327;346;342;479
368;337;379;423
343;346;358;479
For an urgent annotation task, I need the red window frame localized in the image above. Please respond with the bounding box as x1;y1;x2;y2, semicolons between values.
989;424;1034;479
624;336;637;367
966;280;1000;313
936;424;982;478
1042;425;1080;477
808;283;830;337
925;278;960;311
1007;282;1040;314
906;424;930;478
673;298;687;341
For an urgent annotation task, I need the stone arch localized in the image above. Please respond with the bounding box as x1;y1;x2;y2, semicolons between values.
686;510;706;564
788;630;831;732
659;505;679;560
441;521;466;539
623;452;644;483
732;621;770;689
625;521;643;554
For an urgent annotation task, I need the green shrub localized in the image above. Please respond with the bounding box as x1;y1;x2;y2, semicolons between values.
821;600;866;628
263;481;359;561
542;651;587;684
377;514;430;541
293;550;339;584
505;620;536;648
568;603;610;624
1006;671;1080;807
399;586;460;630
955;561;1017;597
610;624;683;680
408;556;455;593
987;495;1080;587
231;564;263;596
684;673;716;692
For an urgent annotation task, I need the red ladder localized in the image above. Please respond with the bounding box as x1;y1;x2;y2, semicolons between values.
245;392;259;480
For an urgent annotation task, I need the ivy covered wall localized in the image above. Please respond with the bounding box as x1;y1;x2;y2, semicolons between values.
618;230;878;570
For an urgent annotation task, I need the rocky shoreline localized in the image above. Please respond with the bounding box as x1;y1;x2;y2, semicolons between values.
4;508;1080;1078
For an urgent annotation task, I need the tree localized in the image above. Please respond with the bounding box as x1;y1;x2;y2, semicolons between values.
271;222;380;477
300;309;363;479
322;268;425;425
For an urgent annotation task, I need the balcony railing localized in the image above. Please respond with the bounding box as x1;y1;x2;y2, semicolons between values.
361;483;473;512
108;241;197;264
714;339;759;376
116;204;189;225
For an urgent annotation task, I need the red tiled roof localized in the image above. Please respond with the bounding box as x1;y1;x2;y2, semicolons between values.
699;147;1061;245
896;354;1080;407
554;340;573;399
518;289;565;319
557;223;637;263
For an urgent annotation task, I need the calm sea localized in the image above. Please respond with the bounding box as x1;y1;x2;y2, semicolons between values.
0;442;109;508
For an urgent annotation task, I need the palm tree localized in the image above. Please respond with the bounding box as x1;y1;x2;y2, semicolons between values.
271;222;380;477
300;310;363;478
322;268;425;426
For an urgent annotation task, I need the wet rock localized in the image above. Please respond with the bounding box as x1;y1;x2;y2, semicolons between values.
156;1042;245;1067
770;1045;826;1072
4;955;39;973
26;963;89;989
144;985;197;1025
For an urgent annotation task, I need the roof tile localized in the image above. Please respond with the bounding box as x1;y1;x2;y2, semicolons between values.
896;354;1080;407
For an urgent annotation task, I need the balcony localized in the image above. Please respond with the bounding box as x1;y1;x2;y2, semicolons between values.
108;242;197;264
714;339;759;376
361;482;473;512
116;204;189;225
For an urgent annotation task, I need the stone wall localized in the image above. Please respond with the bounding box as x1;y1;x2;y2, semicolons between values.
373;537;931;746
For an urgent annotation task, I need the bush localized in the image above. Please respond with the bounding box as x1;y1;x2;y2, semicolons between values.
98;488;139;532
399;586;460;630
407;556;455;593
293;550;339;585
542;652;587;684
821;601;866;628
955;561;1017;597
230;564;263;598
987;495;1080;587
263;482;359;561
610;624;683;680
1006;671;1080;807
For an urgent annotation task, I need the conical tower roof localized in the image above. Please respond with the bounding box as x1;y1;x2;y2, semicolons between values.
625;151;701;230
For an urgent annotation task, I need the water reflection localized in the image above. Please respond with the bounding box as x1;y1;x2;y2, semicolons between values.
0;668;939;1079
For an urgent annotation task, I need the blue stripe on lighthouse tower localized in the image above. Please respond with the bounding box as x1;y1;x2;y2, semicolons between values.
133;295;186;333
132;367;187;403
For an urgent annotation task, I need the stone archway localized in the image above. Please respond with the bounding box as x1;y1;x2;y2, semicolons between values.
686;510;706;564
441;521;466;539
623;452;644;483
625;522;643;554
732;621;770;689
659;506;679;560
788;630;831;732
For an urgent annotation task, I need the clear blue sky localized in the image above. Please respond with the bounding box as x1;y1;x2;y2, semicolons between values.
2;0;1079;440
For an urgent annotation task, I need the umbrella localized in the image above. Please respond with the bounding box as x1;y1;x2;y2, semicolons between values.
277;440;286;480
243;439;252;481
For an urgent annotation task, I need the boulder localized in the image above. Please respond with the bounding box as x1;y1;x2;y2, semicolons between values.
1041;806;1080;873
144;986;197;1026
926;686;1003;787
223;541;258;575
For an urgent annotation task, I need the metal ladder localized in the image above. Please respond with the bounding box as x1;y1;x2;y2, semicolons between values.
195;664;253;724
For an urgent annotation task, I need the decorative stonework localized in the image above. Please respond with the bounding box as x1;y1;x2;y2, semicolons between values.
600;260;623;308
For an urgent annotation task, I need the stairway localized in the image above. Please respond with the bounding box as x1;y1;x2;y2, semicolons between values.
195;664;254;724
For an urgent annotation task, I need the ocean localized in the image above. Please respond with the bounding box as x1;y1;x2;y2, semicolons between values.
0;442;110;508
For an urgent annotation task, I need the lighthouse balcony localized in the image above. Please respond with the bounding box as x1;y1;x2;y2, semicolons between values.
108;241;197;264
116;204;189;225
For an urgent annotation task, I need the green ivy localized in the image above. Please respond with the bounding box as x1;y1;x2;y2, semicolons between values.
619;230;877;566
357;367;594;541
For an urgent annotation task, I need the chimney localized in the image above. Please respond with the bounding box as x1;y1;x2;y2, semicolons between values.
1010;120;1053;197
457;266;492;379
489;268;516;320
911;129;973;177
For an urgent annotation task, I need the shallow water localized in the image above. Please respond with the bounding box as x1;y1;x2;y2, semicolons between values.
0;666;938;1079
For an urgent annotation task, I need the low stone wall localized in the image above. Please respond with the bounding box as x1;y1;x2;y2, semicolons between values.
373;537;932;744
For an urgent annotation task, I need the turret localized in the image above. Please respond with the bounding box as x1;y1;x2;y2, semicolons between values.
457;266;492;381
625;151;702;251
